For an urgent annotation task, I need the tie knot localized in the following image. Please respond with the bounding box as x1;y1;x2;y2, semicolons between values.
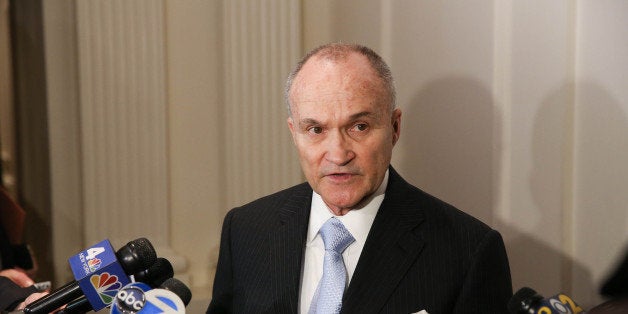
319;217;355;254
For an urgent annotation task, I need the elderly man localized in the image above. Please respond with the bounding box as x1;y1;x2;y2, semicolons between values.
207;43;512;314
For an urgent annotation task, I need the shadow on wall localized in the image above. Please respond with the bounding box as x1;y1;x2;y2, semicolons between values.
531;82;628;307
397;77;593;306
399;77;496;224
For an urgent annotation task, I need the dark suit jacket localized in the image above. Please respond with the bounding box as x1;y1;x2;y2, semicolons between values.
207;167;512;313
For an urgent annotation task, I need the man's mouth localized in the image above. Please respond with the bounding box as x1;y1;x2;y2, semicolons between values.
325;173;355;181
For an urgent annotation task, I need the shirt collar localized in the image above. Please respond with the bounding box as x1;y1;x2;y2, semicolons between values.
307;170;389;246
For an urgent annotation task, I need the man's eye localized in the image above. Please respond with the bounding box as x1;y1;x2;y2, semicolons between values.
352;123;368;131
308;127;323;134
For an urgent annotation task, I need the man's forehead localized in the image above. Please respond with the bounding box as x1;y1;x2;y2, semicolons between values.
290;88;388;119
290;67;384;105
289;52;389;116
292;98;384;123
293;90;370;104
295;53;376;84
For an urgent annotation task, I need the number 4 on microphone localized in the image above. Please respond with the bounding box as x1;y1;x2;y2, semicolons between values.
85;247;106;260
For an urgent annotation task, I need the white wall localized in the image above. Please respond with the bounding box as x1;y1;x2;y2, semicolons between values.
38;0;627;309
165;0;224;292
572;0;628;305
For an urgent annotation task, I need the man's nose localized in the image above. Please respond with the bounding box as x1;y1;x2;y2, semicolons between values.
324;130;355;166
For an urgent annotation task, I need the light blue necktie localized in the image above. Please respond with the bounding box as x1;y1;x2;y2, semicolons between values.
309;217;355;314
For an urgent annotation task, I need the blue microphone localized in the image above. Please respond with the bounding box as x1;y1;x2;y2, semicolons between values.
58;257;174;314
23;238;156;314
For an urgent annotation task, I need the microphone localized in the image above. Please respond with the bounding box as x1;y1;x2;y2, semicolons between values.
58;257;174;314
600;245;628;299
153;278;192;307
23;238;156;314
132;257;175;286
508;287;586;314
111;278;192;314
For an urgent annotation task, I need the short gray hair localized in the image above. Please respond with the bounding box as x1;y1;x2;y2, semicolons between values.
284;43;396;116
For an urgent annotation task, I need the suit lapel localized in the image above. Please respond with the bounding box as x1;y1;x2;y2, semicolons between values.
342;168;426;313
268;183;311;313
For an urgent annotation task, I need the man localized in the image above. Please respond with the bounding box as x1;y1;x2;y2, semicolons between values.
207;43;512;313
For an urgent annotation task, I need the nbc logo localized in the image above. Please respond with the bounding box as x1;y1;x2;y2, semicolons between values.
90;273;123;304
87;257;102;272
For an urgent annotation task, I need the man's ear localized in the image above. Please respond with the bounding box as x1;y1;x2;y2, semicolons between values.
391;108;401;145
287;117;297;143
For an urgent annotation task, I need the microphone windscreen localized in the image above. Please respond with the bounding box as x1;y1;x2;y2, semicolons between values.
160;278;192;306
116;238;157;274
508;287;543;314
601;245;628;298
134;257;174;287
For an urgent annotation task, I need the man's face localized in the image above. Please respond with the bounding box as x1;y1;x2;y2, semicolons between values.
287;53;401;215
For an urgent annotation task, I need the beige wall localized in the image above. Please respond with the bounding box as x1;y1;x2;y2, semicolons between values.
573;0;628;305
42;1;302;311
32;0;627;309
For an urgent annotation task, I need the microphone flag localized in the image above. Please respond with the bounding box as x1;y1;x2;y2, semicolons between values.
68;239;131;311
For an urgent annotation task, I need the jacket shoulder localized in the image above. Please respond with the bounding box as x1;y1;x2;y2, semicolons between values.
227;182;312;220
388;168;495;239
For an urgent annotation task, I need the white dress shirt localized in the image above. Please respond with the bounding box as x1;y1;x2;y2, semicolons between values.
299;170;388;314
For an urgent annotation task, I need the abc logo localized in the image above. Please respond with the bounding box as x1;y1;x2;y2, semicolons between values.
115;286;146;312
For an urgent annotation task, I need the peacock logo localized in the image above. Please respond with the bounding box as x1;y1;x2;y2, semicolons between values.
90;273;123;304
87;257;102;272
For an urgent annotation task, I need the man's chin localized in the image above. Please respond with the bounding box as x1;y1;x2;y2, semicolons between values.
321;194;363;214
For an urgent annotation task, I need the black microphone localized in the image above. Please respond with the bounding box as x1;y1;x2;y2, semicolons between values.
23;238;157;314
58;257;174;314
508;287;586;314
600;245;628;299
132;257;175;286
158;278;192;307
508;287;544;314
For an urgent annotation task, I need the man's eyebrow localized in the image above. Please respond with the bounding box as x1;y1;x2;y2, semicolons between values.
349;111;380;120
298;112;380;127
298;118;321;127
